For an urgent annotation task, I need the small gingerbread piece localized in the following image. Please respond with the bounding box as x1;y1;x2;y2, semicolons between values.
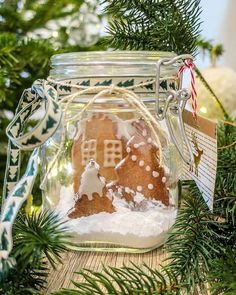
68;160;115;219
113;119;170;206
68;192;114;218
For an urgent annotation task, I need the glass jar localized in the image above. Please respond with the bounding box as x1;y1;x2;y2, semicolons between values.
41;51;188;252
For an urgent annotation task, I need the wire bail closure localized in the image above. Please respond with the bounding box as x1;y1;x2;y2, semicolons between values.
155;54;195;167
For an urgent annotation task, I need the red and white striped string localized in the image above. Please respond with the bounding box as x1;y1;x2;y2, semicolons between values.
178;59;197;119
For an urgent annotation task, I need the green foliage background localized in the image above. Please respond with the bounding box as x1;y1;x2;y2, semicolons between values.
0;0;105;197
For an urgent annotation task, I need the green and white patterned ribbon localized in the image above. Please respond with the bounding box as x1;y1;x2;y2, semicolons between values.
0;79;62;276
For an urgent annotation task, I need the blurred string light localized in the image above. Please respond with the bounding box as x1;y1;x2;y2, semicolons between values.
196;66;236;120
199;106;207;114
194;40;236;120
26;0;102;48
67;0;101;47
25;194;39;215
49;162;74;179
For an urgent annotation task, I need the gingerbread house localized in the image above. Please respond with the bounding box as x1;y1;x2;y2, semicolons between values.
72;113;130;193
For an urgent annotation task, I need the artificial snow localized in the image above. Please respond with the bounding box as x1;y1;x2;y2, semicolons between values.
55;184;177;249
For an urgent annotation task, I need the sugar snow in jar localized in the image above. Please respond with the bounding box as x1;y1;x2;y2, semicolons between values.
41;51;186;252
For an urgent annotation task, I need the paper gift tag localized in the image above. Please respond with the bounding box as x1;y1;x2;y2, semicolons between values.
182;110;217;210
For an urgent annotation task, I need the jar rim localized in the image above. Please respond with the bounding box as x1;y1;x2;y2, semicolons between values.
51;50;177;66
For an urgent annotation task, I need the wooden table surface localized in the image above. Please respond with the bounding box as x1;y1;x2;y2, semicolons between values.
45;248;167;294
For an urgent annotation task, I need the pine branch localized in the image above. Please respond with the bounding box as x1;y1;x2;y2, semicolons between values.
214;122;236;221
0;0;84;33
52;264;181;295
12;210;71;269
0;210;71;294
103;0;202;55
208;249;236;295
165;183;222;293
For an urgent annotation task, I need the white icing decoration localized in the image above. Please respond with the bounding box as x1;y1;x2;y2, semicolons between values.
125;187;131;193
106;189;113;200
109;115;135;140
126;147;131;153
100;176;106;183
147;137;152;143
137;186;142;192
81;139;97;166
79;160;105;200
148;184;154;190
142;129;147;137
115;158;125;170
139;160;144;167
118;187;123;194
76;113;135;143
145;165;151;171
131;155;137;161
162;177;167;183
134;142;145;149
152;171;159;178
104;139;122;167
133;192;145;204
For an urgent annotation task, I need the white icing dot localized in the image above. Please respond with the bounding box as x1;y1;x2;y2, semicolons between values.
142;129;147;137
134;143;139;148
145;165;151;171
152;171;159;178
125;187;130;193
118;187;123;194
126;147;131;153
162;177;167;183
139;160;144;167
131;155;137;161
148;184;154;190
147;137;152;143
137;186;142;192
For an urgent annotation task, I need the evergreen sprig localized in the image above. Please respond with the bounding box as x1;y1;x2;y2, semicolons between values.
208;249;236;295
103;0;202;55
0;210;71;295
166;184;221;293
52;264;181;295
12;210;70;268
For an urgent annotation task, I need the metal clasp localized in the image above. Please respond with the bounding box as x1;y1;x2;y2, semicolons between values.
155;54;195;167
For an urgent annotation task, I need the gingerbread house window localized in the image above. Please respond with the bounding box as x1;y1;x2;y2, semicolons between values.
104;140;122;167
81;139;97;165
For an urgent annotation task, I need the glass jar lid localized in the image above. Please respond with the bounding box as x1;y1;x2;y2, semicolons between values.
50;50;177;79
